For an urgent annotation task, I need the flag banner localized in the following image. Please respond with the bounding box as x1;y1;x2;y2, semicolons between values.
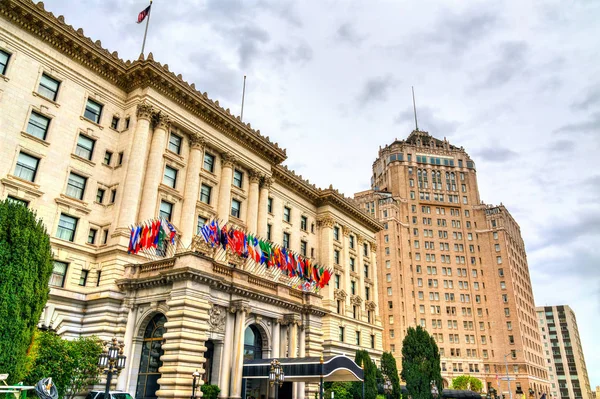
128;216;177;255
137;4;151;24
199;219;332;292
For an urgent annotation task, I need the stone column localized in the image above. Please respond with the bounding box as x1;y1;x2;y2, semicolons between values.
157;280;211;399
217;153;236;225
211;340;223;385
117;103;153;229
179;134;205;247
218;311;235;399
370;241;379;322
296;327;306;399
287;319;299;399
117;301;136;391
246;170;261;234
230;300;251;399
272;319;281;358
257;176;272;238
356;235;365;311
139;111;171;221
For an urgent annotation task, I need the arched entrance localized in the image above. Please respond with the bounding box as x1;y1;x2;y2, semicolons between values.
244;325;263;360
136;314;166;399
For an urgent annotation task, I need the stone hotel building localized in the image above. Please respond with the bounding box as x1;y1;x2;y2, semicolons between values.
355;131;550;395
0;1;383;399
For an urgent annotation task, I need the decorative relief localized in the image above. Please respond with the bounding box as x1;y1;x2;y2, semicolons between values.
350;295;363;306
136;102;154;120
226;248;245;268
316;216;335;229
334;289;347;301
371;242;378;251
342;226;351;237
365;301;377;311
189;133;206;149
356;235;364;245
191;236;215;257
221;152;237;168
249;169;262;184
208;304;226;333
230;300;251;315
261;176;274;189
152;111;171;130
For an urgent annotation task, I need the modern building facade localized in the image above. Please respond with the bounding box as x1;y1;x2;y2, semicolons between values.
536;305;592;399
0;1;383;399
355;130;550;395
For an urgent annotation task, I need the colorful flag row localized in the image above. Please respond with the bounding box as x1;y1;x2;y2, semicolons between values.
199;220;332;289
128;217;177;254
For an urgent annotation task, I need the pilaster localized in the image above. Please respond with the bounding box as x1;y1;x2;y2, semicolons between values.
229;300;251;399
245;169;261;234
257;176;272;237
179;133;205;247
217;152;236;224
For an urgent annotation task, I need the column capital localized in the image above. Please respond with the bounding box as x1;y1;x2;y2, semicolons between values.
316;216;335;229
260;176;274;189
371;241;378;251
152;111;171;130
229;299;251;315
221;152;237;168
249;169;262;184
136;102;154;121
342;226;351;236
189;133;206;149
356;234;364;245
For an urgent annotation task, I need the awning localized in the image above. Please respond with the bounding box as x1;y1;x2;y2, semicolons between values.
243;355;364;382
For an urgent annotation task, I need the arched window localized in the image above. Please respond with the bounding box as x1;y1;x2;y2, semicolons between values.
136;314;166;399
243;325;263;361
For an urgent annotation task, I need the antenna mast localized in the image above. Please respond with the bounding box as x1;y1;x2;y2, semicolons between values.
412;86;419;131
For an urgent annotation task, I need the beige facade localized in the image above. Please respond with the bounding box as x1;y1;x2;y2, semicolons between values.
536;306;592;399
0;1;383;399
355;130;550;396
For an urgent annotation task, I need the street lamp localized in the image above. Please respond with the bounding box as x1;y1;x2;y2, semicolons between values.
191;370;200;399
430;380;439;399
269;359;285;399
98;337;126;399
383;375;392;399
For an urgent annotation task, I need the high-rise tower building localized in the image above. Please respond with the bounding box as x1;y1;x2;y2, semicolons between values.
355;130;549;395
536;305;592;399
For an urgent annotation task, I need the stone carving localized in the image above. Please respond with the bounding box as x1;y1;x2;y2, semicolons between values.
365;301;377;311
261;176;274;189
350;295;363;306
249;169;262;183
221;152;237;168
342;226;351;237
334;289;347;301
356;234;364;245
316;216;335;229
226;248;245;268
371;242;378;251
136;102;154;120
191;236;215;257
230;300;251;315
208;304;226;333
189;133;206;149
153;111;171;130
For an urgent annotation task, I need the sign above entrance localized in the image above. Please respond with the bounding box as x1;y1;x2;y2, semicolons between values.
199;219;332;292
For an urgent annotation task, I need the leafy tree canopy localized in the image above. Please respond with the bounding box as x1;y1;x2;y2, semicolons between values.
451;375;483;392
381;352;401;399
0;200;53;383
400;326;442;399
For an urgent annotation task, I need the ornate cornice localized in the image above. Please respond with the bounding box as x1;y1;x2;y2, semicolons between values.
136;102;153;121
152;111;171;130
0;0;287;165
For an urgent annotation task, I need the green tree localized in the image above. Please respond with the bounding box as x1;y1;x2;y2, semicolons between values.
400;326;442;399
324;382;354;399
200;384;220;399
352;350;378;399
381;352;401;399
25;331;103;399
0;200;53;383
451;375;483;392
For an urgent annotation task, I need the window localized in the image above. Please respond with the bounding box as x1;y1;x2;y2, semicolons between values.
38;74;60;101
118;152;124;165
283;206;291;222
504;308;510;317
333;226;340;240
88;228;97;244
365;286;370;300
168;133;182;154
159;201;173;221
79;269;89;286
56;214;78;241
267;224;272;240
495;244;501;252
334;250;340;264
163;165;178;188
349;235;355;249
363;243;368;256
364;264;369;279
199;184;212;204
493;232;498;239
371;334;375;349
14;152;40;182
84;98;103;123
110;189;116;203
355;330;361;345
497;256;502;264
111;116;120;130
349;257;355;271
339;327;345;342
233;170;243;188
96;270;102;287
104;151;113;165
66;172;87;200
283;232;290;249
26;111;50;140
197;216;207;234
7;196;28;207
0;49;9;75
75;135;95;160
267;198;273;213
125;117;130;129
231;199;241;218
102;229;109;244
500;281;506;290
301;241;307;257
50;261;68;287
298;215;308;231
203;152;214;172
387;287;392;296
351;281;356;295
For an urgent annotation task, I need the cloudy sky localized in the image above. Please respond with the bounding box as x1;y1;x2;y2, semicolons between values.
43;0;599;387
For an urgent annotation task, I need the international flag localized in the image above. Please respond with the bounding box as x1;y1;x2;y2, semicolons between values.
137;4;151;24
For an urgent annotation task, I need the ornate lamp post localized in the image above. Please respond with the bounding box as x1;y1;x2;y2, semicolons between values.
98;337;126;399
383;375;393;399
269;359;285;399
191;370;201;399
430;380;439;399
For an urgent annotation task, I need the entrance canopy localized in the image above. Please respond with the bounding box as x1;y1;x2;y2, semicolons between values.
243;355;363;382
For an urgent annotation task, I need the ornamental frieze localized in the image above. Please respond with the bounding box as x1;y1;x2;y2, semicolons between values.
208;304;226;333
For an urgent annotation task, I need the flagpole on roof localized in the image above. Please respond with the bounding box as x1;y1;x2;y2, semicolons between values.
240;75;247;122
140;0;153;56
